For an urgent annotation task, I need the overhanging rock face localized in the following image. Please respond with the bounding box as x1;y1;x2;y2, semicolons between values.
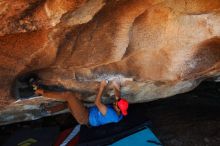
0;0;220;125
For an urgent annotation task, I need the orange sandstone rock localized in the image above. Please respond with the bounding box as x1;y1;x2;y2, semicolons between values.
0;0;220;124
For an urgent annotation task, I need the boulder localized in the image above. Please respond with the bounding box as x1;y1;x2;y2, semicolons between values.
0;0;220;125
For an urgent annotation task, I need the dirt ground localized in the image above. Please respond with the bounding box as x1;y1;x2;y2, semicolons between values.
0;81;220;146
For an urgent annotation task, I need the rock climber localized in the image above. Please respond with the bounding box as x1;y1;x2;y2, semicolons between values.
35;80;129;127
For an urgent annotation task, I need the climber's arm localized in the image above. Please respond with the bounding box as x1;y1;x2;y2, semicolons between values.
95;80;107;115
112;80;121;100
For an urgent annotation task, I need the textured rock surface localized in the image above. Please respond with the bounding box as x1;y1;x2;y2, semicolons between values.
0;0;220;124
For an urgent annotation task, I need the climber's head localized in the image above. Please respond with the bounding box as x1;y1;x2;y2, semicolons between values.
113;98;129;116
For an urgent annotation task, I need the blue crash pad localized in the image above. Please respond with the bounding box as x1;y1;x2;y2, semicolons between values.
111;127;162;146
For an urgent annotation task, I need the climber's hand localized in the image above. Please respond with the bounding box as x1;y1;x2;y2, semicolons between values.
35;88;44;95
100;80;107;88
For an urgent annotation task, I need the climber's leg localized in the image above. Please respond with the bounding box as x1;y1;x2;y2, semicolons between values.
65;92;89;125
36;89;89;125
